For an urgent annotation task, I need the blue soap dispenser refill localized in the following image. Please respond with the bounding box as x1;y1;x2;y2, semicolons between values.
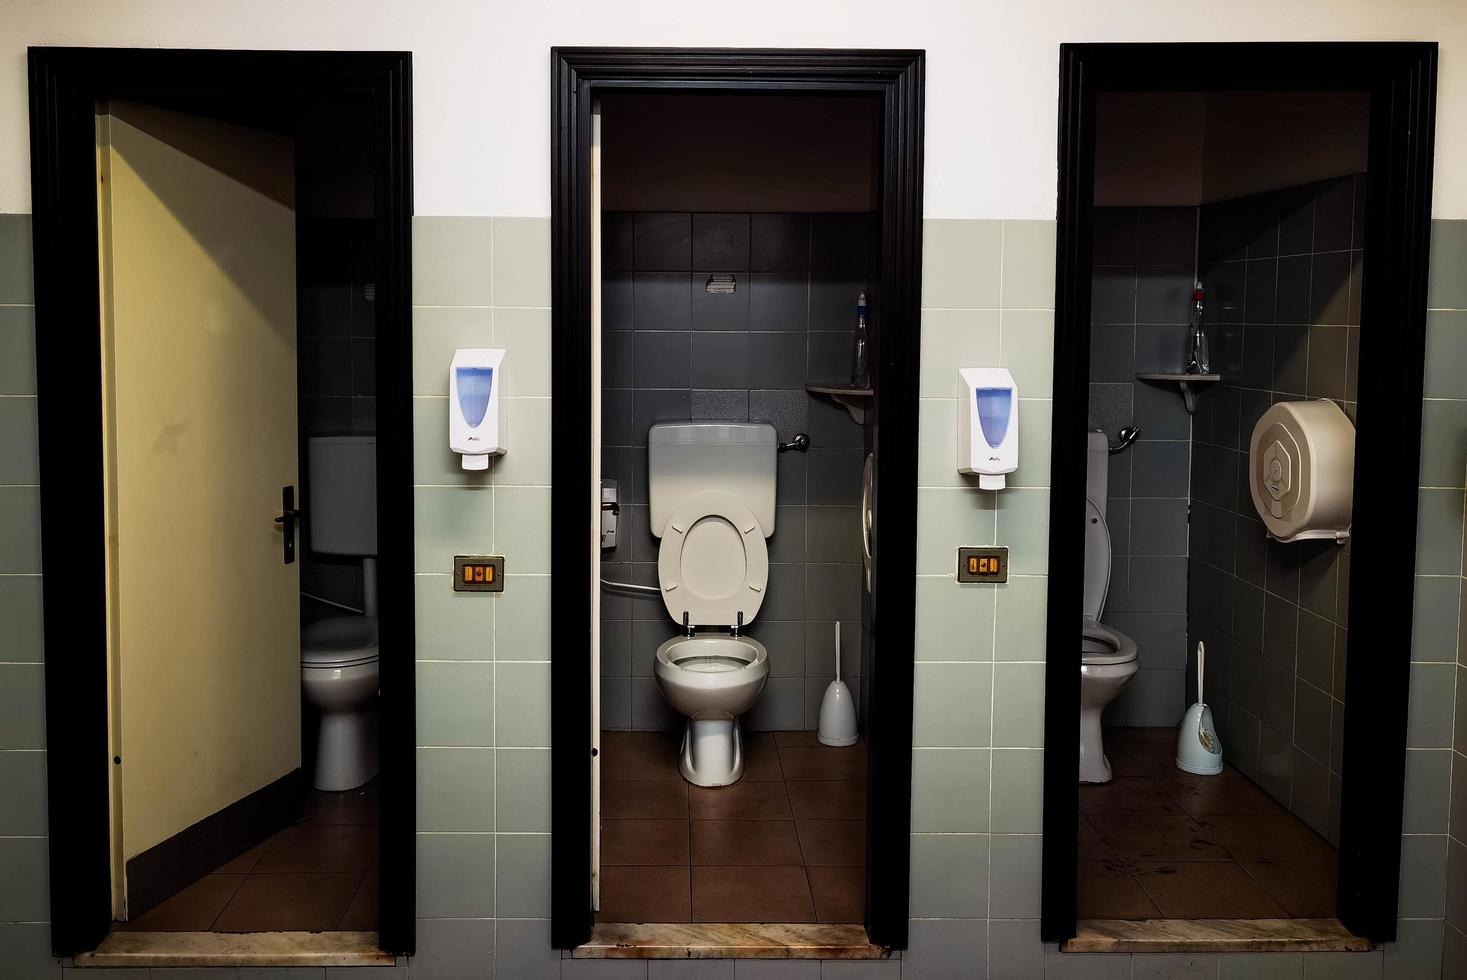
957;368;1018;489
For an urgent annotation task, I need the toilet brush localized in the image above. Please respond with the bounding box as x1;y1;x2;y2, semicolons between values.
817;622;859;747
1175;640;1224;775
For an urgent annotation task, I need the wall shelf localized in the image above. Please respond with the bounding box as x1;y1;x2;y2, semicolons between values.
806;382;872;424
1135;372;1220;414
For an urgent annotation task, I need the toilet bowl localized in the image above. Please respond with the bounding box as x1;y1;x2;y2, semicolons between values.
647;423;779;787
1080;618;1137;783
301;615;380;792
654;634;769;786
1079;439;1140;783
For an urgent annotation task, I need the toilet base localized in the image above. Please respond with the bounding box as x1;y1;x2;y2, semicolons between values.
314;707;379;792
680;718;744;787
1078;707;1113;783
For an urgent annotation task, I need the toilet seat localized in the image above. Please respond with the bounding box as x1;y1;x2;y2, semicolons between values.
302;615;380;669
1082;617;1137;666
658;493;768;628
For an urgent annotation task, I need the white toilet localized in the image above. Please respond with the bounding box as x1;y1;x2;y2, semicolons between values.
301;436;380;792
1080;431;1139;784
648;422;774;787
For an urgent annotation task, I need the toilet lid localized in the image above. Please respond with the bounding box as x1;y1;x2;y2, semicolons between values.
302;615;380;668
658;493;769;628
1083;498;1110;620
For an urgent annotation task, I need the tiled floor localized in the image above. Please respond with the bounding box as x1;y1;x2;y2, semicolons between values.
598;729;867;924
117;781;379;933
1078;728;1338;920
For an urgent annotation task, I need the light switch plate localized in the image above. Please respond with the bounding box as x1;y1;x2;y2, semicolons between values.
453;554;505;592
957;546;1008;583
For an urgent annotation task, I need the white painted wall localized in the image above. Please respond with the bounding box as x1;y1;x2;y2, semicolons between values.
2;0;1465;218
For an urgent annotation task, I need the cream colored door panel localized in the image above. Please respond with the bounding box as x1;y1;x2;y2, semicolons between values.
98;101;301;883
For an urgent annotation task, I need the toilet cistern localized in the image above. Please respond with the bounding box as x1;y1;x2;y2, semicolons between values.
957;368;1019;490
449;348;507;470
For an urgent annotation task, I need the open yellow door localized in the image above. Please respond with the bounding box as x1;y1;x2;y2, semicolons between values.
97;101;301;915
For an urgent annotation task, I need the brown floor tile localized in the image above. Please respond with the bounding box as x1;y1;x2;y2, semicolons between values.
602;731;684;781
691;780;791;820
1242;861;1339;917
773;731;822;747
1079;777;1182;816
692;820;803;866
1087;814;1229;862
599;865;691;923
807;866;866;923
603;779;689;820
744;731;777;747
1076;862;1160;919
303;780;379;826
692;866;815;923
1114;742;1184;777
338;873;380;930
212;838;271;875
1106;726;1177;744
602;819;691;866
1077;815;1117;860
742;739;785;780
1196;814;1338;863
1104;744;1147;777
777;744;867;781
117;874;245;931
252;824;377;874
1130;862;1288;919
211;872;362;932
1153;775;1287;816
787;780;866;821
796;819;866;867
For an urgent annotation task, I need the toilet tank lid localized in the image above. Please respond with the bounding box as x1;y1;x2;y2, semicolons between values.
649;421;776;445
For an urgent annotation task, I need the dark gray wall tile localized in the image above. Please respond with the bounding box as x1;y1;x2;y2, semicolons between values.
633;273;692;331
750;213;810;274
690;332;749;389
691;213;750;271
633;212;691;271
632;331;690;388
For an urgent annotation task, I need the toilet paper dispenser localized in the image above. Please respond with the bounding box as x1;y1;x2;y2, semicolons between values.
1247;399;1355;544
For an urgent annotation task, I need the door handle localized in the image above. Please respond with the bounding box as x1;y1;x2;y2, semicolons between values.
275;485;301;564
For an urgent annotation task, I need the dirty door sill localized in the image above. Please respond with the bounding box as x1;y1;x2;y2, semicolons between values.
73;931;394;968
573;923;888;959
1064;918;1372;953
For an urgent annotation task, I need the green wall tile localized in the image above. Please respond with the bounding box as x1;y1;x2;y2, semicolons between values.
416;746;494;833
413;217;494;307
492;218;551;308
0;307;36;395
0;215;34;305
1002;219;1057;310
922;219;1001;310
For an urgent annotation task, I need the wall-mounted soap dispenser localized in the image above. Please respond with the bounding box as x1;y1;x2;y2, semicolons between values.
449;348;506;470
957;368;1019;489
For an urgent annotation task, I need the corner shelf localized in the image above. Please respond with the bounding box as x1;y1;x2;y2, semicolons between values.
806;383;873;424
1135;372;1221;414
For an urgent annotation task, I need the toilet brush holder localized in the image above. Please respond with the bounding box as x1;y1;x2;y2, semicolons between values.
818;622;859;747
1176;640;1224;775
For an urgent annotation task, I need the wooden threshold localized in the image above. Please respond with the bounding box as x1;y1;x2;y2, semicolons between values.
73;931;395;968
1064;919;1373;954
572;923;888;959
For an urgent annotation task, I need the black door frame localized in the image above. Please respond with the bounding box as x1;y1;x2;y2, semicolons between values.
1040;42;1438;945
549;47;925;950
27;47;416;957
